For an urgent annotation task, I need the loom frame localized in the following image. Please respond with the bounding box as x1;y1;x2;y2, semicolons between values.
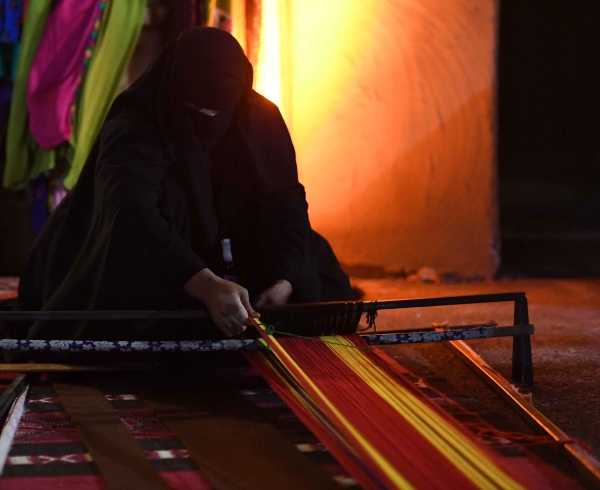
0;292;534;387
445;339;600;488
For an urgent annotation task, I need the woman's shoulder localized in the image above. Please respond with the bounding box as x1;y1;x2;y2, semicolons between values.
243;90;289;136
247;90;283;117
99;110;162;151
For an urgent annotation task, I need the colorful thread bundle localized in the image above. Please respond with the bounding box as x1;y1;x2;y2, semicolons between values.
247;320;529;490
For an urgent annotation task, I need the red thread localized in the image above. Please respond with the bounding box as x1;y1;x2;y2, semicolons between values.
246;325;513;489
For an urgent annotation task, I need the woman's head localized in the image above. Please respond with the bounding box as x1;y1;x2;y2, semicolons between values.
170;28;253;144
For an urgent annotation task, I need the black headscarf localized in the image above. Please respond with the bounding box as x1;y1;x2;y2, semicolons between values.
17;28;348;341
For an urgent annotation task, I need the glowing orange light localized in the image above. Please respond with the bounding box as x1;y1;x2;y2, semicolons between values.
230;0;247;53
254;0;283;115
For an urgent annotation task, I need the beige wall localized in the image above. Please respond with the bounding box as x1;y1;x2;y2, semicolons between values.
284;0;499;277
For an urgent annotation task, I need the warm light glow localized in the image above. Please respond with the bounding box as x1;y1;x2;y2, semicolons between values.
254;0;283;115
230;0;247;53
285;0;496;276
246;0;496;275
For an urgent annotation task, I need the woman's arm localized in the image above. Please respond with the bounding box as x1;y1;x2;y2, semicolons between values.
184;269;259;336
96;119;256;335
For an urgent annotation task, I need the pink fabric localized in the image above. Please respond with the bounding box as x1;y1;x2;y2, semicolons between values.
27;0;101;149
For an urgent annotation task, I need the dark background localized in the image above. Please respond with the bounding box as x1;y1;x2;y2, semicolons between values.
497;0;600;277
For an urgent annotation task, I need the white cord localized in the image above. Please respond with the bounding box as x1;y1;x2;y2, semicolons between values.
0;384;29;476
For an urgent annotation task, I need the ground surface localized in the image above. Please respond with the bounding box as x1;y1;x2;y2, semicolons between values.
351;278;600;460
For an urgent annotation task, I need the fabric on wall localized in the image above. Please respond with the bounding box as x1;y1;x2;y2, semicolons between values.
64;0;146;189
3;0;146;191
3;0;53;190
27;0;104;150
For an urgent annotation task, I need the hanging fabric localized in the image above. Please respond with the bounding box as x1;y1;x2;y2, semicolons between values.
27;0;105;150
3;0;146;191
3;0;53;191
64;0;145;189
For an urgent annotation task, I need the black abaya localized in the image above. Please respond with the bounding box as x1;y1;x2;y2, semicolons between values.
16;28;352;341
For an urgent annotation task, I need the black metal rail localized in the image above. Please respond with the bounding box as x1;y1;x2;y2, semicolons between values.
445;339;600;488
0;292;527;321
0;374;27;422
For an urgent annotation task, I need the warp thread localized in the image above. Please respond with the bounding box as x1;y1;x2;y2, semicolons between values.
263;324;372;352
248;322;528;490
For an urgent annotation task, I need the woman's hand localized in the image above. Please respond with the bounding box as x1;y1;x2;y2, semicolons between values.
254;279;293;308
184;269;259;337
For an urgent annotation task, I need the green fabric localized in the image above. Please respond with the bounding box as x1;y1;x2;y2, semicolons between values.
65;0;146;189
3;0;53;190
3;0;146;190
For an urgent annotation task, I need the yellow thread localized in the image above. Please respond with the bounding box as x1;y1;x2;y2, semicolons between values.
327;337;525;490
329;338;515;488
256;352;363;462
256;322;416;490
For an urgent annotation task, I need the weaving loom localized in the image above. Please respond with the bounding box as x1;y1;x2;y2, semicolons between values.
0;293;597;489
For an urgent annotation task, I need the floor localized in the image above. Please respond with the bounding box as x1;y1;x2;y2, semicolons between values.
351;277;600;460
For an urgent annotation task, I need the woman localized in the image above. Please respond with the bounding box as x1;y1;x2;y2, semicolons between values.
17;28;352;342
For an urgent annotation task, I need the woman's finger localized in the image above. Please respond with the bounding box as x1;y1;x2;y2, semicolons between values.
239;289;259;317
229;318;247;335
217;318;235;337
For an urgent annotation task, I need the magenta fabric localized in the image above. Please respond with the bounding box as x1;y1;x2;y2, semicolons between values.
26;0;101;149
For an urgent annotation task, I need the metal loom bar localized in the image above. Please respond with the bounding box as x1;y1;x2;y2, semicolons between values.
0;292;527;322
0;363;153;373
444;339;600;488
0;293;533;387
0;325;532;354
361;292;528;311
0;374;27;422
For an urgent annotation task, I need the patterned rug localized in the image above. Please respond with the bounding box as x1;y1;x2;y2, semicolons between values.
0;357;580;488
0;278;18;302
